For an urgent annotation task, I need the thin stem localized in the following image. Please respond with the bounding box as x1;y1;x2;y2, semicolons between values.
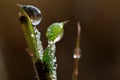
72;22;81;80
33;63;40;80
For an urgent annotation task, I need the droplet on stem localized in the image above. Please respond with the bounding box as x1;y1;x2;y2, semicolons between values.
73;48;81;59
17;4;42;26
31;34;35;38
73;54;81;59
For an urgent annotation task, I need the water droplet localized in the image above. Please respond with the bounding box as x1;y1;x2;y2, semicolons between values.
48;41;54;44
54;32;63;43
31;34;35;37
51;45;55;51
18;4;42;26
33;27;43;60
53;57;56;63
73;54;81;59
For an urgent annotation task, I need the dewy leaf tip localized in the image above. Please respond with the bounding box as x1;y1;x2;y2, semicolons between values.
17;3;23;8
63;20;69;25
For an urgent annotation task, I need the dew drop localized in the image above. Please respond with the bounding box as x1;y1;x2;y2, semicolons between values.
31;34;35;37
51;45;55;51
73;54;81;59
73;48;81;59
18;4;42;26
53;57;56;63
54;32;63;43
48;41;54;44
33;27;43;60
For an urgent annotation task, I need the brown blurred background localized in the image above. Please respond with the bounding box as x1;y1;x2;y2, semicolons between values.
0;0;120;80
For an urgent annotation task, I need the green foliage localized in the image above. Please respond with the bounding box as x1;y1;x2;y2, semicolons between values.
43;42;56;80
43;21;68;79
46;21;68;43
46;23;64;43
18;5;40;63
18;4;67;80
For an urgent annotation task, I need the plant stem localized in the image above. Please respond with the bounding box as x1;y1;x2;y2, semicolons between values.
43;41;57;80
72;22;81;80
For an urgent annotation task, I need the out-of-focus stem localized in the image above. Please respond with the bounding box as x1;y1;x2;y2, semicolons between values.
72;22;81;80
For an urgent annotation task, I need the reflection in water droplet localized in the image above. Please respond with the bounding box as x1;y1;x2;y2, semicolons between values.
54;32;63;43
20;4;42;26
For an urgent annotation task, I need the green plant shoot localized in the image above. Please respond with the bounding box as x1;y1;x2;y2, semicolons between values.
43;21;68;80
18;3;67;80
18;4;41;63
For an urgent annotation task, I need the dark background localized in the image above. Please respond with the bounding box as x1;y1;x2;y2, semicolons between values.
0;0;120;80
